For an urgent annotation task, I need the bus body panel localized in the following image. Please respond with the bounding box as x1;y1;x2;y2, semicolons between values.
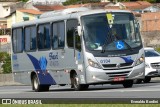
12;48;85;85
11;8;145;88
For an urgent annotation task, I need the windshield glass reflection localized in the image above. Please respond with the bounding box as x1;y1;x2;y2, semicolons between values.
81;13;142;51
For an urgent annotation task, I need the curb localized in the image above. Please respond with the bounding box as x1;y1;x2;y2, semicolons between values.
0;81;24;86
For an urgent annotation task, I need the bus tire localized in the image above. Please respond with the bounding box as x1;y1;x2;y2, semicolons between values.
82;84;89;90
134;79;143;84
32;75;44;92
32;75;50;92
41;85;50;91
73;73;89;91
123;80;133;88
144;77;151;83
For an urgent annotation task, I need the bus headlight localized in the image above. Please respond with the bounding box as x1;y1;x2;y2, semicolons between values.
135;56;144;66
88;59;101;69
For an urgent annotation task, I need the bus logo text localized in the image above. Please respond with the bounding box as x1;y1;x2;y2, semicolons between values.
49;52;58;60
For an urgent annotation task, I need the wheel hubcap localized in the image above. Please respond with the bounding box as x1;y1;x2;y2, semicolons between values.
34;78;38;89
74;77;79;88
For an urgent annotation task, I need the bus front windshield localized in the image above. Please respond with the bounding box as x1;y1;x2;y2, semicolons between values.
81;13;142;51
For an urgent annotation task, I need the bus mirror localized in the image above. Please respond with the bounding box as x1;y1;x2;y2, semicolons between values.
77;26;82;36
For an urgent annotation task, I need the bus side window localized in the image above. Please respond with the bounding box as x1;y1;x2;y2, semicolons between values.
38;23;51;50
52;21;65;49
25;26;36;51
66;19;78;48
12;29;17;52
12;28;23;53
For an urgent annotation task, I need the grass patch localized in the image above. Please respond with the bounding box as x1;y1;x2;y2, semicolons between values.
0;104;160;107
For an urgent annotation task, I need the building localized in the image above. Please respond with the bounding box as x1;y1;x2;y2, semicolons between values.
0;0;24;18
16;9;43;23
140;12;160;46
6;9;43;29
115;1;160;13
141;12;160;32
0;0;24;36
66;2;114;9
34;5;65;12
0;35;11;53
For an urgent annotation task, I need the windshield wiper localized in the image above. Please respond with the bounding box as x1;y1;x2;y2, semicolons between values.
120;39;133;51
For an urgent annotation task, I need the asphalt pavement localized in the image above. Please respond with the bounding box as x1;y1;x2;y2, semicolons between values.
0;79;160;99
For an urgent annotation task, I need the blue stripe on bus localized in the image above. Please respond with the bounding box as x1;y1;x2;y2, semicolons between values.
27;54;56;85
120;56;133;63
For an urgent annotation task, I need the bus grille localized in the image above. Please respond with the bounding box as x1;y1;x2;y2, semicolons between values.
106;71;131;78
151;63;160;69
102;62;133;70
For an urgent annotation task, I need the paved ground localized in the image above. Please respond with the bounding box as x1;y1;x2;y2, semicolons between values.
0;79;160;99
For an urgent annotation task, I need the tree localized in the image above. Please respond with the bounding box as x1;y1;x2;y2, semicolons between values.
0;52;11;74
18;0;29;2
63;0;80;6
63;0;100;6
117;0;157;3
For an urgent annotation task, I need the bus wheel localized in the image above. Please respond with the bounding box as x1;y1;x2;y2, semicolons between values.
32;75;41;92
134;79;143;84
72;73;89;91
123;80;133;88
41;85;50;91
73;73;81;91
144;77;151;83
82;84;89;90
32;75;50;92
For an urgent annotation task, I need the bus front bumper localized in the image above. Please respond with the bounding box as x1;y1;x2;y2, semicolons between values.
84;63;145;84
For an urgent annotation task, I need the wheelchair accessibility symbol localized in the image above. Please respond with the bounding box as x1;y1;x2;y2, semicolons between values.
115;41;124;50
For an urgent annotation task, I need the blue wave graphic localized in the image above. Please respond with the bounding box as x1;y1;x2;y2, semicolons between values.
120;56;133;63
39;56;47;72
27;54;56;85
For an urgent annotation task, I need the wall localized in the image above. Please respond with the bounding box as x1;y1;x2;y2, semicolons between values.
7;13;16;28
0;2;14;18
16;10;39;23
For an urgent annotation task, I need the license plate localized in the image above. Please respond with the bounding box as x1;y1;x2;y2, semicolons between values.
113;77;125;81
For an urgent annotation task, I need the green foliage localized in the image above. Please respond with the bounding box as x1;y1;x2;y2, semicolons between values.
155;47;160;53
118;0;130;2
81;0;100;3
117;0;157;3
138;0;156;3
0;104;160;107
0;52;11;74
63;0;81;6
63;0;100;6
18;0;29;2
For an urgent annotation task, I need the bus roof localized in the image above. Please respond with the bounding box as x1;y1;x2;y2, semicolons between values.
12;8;132;28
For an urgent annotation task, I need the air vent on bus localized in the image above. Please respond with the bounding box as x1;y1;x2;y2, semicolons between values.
106;71;131;78
102;62;133;70
40;7;90;19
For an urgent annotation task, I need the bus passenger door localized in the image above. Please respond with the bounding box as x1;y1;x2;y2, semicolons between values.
58;19;79;84
64;19;80;69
